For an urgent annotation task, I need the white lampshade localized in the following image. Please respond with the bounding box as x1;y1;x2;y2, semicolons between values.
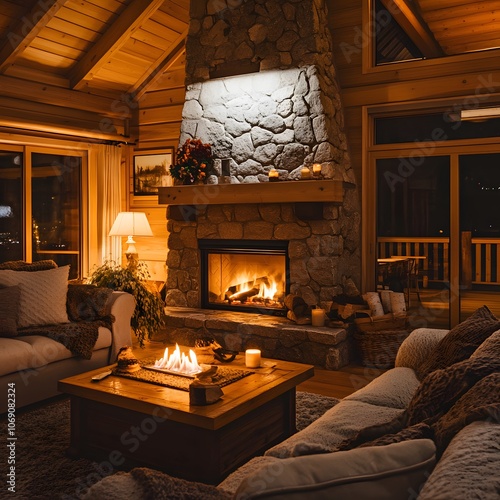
109;212;153;238
109;212;153;263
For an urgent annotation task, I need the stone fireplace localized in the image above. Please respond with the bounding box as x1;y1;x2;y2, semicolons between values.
199;238;289;315
159;0;360;368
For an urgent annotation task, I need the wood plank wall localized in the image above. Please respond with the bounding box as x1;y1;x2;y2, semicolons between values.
328;0;500;191
125;62;186;282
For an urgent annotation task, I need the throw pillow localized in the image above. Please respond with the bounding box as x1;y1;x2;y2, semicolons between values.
406;356;500;427
67;284;113;322
0;266;70;328
0;285;21;337
470;328;500;359
432;372;500;456
417;305;500;378
235;439;436;500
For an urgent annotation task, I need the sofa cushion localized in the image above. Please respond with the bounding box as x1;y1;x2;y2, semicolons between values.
419;421;500;500
0;327;112;376
236;440;436;500
0;338;39;375
344;367;420;409
0;266;70;328
0;285;21;337
265;400;403;458
417;305;500;378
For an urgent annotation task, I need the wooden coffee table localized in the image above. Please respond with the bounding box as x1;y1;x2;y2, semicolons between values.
58;348;313;484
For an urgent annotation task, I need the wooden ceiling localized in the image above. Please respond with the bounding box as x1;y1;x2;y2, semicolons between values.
0;0;189;140
2;1;499;99
385;0;500;58
0;0;499;140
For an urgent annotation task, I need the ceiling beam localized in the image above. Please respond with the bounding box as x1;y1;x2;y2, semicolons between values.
0;74;127;118
69;0;165;90
0;0;68;73
381;0;445;58
131;28;188;101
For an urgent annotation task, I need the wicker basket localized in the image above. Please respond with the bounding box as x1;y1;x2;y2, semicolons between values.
354;329;410;368
354;312;407;333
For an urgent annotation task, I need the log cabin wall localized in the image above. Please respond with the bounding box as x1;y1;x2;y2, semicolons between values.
120;0;500;284
328;0;500;199
327;0;500;290
127;60;187;282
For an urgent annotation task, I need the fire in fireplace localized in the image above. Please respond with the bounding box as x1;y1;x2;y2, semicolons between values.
199;239;289;316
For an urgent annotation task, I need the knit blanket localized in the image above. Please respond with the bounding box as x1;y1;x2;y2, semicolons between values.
17;318;112;359
338;356;500;458
127;468;231;500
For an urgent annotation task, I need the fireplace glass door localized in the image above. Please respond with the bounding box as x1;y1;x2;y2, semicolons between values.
199;240;289;315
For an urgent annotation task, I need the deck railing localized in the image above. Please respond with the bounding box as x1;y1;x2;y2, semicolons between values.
378;237;449;283
470;237;500;285
378;236;500;286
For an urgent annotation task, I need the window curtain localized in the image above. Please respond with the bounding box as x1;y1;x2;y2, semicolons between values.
96;144;123;263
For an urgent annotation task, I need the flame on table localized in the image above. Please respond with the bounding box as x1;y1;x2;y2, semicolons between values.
153;344;202;375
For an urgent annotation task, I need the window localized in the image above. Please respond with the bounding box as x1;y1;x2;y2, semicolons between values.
374;0;423;65
0;147;85;279
0;150;23;262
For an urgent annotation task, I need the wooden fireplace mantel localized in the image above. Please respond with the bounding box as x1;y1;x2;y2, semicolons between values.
158;179;344;205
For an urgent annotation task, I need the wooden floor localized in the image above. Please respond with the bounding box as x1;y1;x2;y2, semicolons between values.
134;340;384;400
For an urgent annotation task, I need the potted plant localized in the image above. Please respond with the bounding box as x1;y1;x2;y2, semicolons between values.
88;261;164;347
169;137;214;184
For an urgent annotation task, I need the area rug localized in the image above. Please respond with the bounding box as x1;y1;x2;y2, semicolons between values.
0;392;338;499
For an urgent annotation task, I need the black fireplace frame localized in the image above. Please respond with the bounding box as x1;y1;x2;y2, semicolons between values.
199;239;290;316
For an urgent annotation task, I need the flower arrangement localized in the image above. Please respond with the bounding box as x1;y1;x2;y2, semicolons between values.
169;138;214;184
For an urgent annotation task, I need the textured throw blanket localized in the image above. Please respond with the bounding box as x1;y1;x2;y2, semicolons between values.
17;318;113;359
17;284;115;360
128;468;230;500
338;356;500;458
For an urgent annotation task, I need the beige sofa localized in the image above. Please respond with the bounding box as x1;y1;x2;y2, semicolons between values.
83;313;500;499
0;262;135;414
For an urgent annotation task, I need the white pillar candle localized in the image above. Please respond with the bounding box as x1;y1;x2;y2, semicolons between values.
245;349;261;368
300;167;311;179
268;168;279;182
312;163;322;176
311;308;326;327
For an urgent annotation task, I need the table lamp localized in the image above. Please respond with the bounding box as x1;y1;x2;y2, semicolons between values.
109;211;153;268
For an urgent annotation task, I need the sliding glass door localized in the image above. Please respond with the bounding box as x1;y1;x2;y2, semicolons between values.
376;156;451;329
459;153;500;321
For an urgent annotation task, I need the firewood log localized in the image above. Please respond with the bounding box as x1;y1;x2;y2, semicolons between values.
228;286;260;302
284;294;309;317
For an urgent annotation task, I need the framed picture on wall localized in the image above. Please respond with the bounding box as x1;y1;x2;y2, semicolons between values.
133;149;173;196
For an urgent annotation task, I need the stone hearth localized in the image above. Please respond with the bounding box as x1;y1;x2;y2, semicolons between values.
162;306;350;370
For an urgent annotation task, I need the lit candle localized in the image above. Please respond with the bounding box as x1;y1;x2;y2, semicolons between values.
300;167;311;179
312;163;322;176
311;308;325;327
245;349;261;368
269;168;279;182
